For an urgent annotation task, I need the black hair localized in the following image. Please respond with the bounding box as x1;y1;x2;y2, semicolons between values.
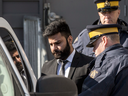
43;19;71;38
5;41;16;52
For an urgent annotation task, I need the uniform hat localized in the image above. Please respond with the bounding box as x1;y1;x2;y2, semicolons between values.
86;24;121;47
94;0;121;12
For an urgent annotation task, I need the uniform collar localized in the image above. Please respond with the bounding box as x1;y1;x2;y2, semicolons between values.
93;18;122;25
102;44;122;53
95;44;122;68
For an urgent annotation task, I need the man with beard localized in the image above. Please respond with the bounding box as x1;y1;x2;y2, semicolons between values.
41;19;94;94
73;0;128;57
5;41;26;84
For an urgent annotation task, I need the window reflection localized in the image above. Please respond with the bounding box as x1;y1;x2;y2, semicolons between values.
0;45;14;96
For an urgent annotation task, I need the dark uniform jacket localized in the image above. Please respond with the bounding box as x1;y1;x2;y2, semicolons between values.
73;19;128;57
79;44;128;96
41;51;94;94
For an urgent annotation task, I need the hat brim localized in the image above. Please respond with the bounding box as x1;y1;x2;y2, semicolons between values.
98;6;119;12
86;38;97;47
86;32;119;47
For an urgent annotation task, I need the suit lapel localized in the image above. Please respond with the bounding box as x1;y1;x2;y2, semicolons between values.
49;59;58;74
68;51;79;79
53;59;58;74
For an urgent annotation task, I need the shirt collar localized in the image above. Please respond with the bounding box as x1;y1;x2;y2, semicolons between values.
66;49;75;63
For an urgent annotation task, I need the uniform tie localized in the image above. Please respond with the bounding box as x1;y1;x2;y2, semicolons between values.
59;60;68;76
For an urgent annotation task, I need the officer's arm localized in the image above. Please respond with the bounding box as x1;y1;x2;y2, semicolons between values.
110;67;128;96
73;29;89;53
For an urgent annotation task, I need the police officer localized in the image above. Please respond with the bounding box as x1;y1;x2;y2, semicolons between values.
73;0;128;57
78;24;128;96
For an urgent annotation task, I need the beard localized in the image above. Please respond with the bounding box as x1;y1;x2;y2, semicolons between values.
52;40;70;60
16;62;23;72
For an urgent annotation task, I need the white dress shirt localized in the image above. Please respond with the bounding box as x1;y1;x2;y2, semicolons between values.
57;49;75;78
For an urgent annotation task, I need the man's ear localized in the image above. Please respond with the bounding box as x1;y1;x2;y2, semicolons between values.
102;36;108;46
118;9;120;16
68;35;73;44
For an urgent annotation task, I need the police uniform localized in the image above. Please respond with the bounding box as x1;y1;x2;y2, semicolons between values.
73;0;128;57
78;24;128;96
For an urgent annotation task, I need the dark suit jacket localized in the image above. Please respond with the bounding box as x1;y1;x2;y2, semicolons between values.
41;51;94;94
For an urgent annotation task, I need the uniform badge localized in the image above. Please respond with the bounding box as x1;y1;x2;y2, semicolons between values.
73;37;78;44
90;70;98;79
105;0;110;7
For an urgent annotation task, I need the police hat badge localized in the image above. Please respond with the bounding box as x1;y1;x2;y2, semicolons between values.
104;0;110;7
94;0;121;12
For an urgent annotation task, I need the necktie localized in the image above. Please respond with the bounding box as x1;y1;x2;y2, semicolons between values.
59;60;68;76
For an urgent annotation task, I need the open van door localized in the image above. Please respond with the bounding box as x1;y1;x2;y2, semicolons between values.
0;17;37;95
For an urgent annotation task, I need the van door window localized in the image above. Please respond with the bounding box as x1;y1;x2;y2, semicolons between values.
0;28;33;91
0;45;24;96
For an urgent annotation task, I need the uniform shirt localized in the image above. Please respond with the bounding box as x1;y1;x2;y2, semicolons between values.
73;19;128;57
79;44;128;96
57;49;75;78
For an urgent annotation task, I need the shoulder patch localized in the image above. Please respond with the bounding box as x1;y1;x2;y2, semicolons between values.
90;70;98;79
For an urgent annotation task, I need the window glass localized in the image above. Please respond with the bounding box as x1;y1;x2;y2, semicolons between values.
0;44;24;96
0;47;14;96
